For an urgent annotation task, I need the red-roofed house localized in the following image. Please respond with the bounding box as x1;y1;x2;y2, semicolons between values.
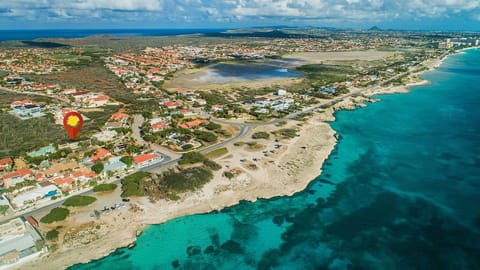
133;153;160;168
179;119;208;129
177;89;188;96
92;148;111;162
164;101;182;109
52;176;74;190
151;121;168;132
88;95;109;107
179;109;195;117
110;112;129;122
0;158;13;171
70;169;97;182
1;168;33;188
10;99;34;108
34;173;44;181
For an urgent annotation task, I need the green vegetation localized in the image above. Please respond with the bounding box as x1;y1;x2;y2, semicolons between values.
0;113;68;158
45;229;59;241
293;112;313;121
179;151;207;165
296;64;355;85
252;131;270;139
40;207;70;224
121;171;151;197
93;183;117;192
204;122;221;130
81;105;120;133
0;205;9;215
203;159;222;171
223;171;235;179
274;128;299;139
200;91;229;105
63;195;97;207
205;147;228;159
91;161;104;174
161;167;213;193
181;144;193;150
193;130;218;143
120;156;133;167
233;141;245;147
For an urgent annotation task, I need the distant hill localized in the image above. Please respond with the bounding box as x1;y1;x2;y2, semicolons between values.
369;26;382;31
205;29;318;39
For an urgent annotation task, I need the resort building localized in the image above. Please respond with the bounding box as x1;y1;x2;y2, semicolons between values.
11;184;58;209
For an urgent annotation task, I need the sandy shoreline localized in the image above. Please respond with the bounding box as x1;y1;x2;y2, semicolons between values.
19;51;454;270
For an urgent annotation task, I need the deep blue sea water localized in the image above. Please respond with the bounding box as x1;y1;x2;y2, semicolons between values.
0;29;227;41
71;48;480;270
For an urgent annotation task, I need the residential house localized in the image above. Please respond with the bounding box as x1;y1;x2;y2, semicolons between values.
176;89;188;96
133;153;162;168
0;158;13;172
179;119;208;129
92;130;118;142
179;109;196;117
196;99;207;106
164;101;182;110
211;104;223;112
1;168;33;188
104;157;128;172
91;148;111;162
151;121;168;132
70;168;97;183
110;112;129;123
52;176;75;191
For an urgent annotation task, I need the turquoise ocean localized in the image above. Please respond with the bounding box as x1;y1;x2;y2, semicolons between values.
71;48;480;270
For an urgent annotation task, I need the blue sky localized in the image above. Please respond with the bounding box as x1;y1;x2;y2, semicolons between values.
0;0;479;31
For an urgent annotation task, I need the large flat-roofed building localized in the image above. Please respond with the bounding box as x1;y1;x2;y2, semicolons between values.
0;218;25;238
0;218;44;267
0;233;35;265
11;185;58;209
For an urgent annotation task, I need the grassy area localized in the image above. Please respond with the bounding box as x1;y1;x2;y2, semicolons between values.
63;195;97;207
296;64;355;85
93;183;118;192
274;128;299;139
179;151;207;165
252;131;270;139
205;147;228;159
203;159;222;171
121;171;151;197
40;207;70;224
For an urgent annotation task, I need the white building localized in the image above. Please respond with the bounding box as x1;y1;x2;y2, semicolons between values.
12;185;58;209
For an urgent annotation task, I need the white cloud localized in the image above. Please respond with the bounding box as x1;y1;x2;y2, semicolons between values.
0;0;479;26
